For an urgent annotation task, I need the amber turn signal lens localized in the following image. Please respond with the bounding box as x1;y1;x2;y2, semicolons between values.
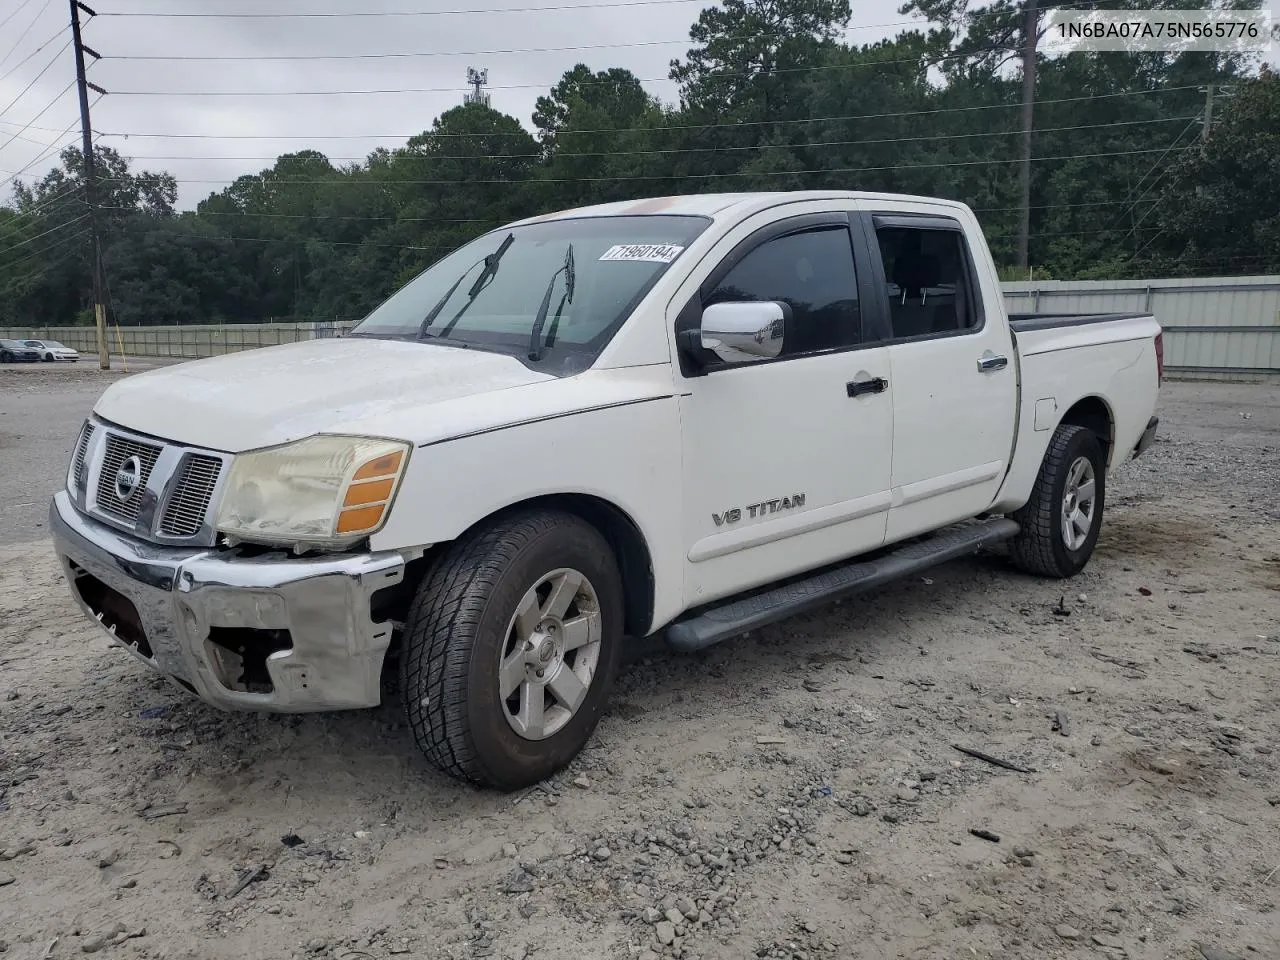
343;478;394;507
353;451;403;481
336;505;386;534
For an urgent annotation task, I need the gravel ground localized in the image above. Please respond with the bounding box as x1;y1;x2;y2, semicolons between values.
0;370;1277;960
0;361;176;546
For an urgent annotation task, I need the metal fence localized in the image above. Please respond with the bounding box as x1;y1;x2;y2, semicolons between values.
5;275;1278;379
0;321;357;360
1003;275;1280;380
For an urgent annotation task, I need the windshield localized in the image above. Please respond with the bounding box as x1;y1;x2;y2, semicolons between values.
350;214;710;375
23;340;43;347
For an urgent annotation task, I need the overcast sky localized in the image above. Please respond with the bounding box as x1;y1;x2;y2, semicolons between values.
1;0;1275;210
0;0;917;209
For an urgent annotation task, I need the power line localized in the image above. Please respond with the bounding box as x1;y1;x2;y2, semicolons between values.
1107;116;1202;240
94;0;1103;22
95;45;1083;96
0;238;92;293
86;196;1160;227
92;85;1210;142
978;198;1160;214
189;232;442;251
99;145;1189;188
0;39;73;120
0;109;88;194
0;223;89;271
98;0;782;18
102;29;1167;100
0;252;76;289
114;116;1197;164
0;126;62;148
99;21;931;63
0;26;69;85
0;79;77;157
0;0;40;32
96;205;495;224
0;210;89;251
0;182;83;225
0;0;58;76
1116;141;1201;247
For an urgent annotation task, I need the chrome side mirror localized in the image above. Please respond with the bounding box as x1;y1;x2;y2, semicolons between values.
699;301;787;363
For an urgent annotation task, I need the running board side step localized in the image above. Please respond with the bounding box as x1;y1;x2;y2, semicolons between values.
665;518;1020;653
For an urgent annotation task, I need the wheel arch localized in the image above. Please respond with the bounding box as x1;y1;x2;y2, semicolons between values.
1058;395;1115;466
402;493;656;640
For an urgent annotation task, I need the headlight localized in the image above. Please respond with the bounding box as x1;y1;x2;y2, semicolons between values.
214;435;410;548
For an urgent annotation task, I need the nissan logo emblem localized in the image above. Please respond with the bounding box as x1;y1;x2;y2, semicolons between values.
114;455;141;502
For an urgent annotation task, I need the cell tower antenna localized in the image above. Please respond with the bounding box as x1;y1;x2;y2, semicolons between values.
465;67;490;107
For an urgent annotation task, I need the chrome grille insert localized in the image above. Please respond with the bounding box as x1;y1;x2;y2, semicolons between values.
72;421;94;488
94;434;163;524
159;454;223;537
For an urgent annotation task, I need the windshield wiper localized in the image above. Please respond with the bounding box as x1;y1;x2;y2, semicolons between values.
418;232;514;340
527;243;575;362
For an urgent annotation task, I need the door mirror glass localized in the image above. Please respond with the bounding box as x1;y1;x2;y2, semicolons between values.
699;301;787;363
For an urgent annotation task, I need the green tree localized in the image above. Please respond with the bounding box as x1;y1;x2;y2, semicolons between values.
1142;69;1280;275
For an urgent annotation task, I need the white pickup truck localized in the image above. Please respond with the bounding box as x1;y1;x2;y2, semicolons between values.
51;191;1162;790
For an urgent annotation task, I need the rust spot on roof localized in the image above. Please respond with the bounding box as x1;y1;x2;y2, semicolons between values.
622;195;682;214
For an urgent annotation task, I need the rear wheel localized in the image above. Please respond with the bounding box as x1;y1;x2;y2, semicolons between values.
399;509;624;790
1008;424;1106;578
0;351;10;363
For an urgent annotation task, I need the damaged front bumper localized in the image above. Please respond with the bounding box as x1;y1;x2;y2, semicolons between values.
49;490;406;712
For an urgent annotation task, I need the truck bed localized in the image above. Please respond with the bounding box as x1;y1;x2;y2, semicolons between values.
1008;312;1152;333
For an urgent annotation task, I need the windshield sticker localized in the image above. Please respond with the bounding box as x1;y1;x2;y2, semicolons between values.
598;243;685;264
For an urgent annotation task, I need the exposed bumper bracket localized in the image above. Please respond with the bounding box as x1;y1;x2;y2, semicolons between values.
50;490;406;712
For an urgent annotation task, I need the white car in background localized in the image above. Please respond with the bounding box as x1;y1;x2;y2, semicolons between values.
24;339;79;362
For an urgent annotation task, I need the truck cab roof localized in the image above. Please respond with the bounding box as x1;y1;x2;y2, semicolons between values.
511;190;973;227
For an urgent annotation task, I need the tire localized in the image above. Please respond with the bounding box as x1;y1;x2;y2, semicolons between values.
43;353;53;362
399;509;624;790
1008;424;1106;579
0;351;10;363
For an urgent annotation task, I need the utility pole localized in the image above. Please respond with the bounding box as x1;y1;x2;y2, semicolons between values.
1201;82;1215;146
69;0;109;369
1016;0;1037;272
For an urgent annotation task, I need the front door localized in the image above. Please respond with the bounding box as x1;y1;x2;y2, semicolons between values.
674;210;894;608
860;211;1018;543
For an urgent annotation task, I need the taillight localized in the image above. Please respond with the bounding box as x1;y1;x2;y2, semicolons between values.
1154;330;1164;385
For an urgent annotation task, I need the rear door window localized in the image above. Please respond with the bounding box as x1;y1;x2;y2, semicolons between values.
874;225;980;340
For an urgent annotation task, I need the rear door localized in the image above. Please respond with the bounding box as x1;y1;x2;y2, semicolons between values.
673;208;894;606
857;210;1017;544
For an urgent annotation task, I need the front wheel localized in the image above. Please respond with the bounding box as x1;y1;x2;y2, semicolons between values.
42;353;53;362
399;509;624;790
1008;424;1106;578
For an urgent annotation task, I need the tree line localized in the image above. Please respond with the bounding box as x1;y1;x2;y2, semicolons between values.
1;0;1277;328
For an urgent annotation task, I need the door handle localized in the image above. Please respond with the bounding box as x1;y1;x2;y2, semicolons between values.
977;354;1009;372
847;376;888;398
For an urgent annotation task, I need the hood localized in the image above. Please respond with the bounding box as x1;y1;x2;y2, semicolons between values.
94;337;554;452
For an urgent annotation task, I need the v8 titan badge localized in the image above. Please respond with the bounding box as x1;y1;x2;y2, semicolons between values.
598;243;685;263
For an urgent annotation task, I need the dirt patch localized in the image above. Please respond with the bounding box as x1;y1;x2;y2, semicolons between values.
1094;510;1219;561
0;383;1278;960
